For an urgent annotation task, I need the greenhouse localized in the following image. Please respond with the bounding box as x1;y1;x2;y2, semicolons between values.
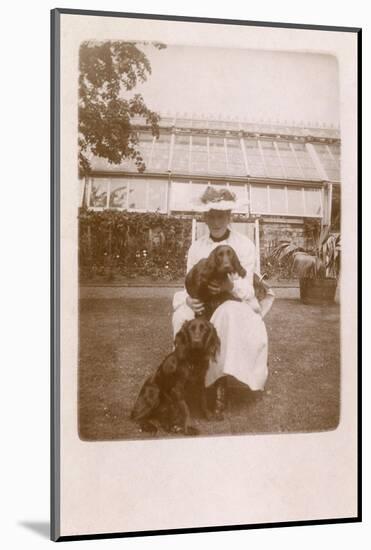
80;114;340;271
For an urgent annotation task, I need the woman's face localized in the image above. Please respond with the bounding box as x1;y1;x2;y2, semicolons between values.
204;210;231;239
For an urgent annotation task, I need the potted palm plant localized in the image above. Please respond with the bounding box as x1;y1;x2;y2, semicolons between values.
270;226;340;305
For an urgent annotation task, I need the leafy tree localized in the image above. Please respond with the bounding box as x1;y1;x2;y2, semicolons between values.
79;41;166;177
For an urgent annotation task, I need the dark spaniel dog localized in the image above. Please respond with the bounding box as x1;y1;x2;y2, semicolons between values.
130;352;199;436
174;317;220;420
185;245;246;319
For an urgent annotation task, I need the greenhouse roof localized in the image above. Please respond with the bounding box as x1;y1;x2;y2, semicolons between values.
89;115;340;182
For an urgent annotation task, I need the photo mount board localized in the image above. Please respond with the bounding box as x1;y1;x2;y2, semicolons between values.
51;7;361;542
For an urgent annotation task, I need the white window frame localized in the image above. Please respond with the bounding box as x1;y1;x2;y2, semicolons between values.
249;183;323;218
88;177;168;213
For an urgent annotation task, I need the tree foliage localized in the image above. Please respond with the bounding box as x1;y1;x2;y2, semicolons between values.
78;41;166;177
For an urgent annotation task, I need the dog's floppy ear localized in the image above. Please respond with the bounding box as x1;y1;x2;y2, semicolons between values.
185;266;198;298
174;320;191;361
204;322;221;361
204;248;218;278
231;249;247;278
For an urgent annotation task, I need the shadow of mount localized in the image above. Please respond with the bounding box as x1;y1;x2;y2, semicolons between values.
18;521;49;539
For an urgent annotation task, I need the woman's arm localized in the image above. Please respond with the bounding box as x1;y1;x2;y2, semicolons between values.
230;239;256;301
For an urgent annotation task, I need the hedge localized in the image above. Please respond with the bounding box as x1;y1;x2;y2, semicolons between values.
79;209;192;282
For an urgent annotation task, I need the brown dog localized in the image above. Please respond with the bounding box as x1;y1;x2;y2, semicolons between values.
185;245;246;319
130;352;199;436
174;317;220;420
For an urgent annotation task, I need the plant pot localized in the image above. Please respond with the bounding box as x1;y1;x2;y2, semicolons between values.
299;278;338;305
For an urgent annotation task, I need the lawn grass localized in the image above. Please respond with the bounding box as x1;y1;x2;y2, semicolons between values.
78;289;340;440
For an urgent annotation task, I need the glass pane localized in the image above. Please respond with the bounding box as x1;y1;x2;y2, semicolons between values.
149;134;170;171
313;144;328;154
325;169;340;182
264;158;284;177
191;155;209;173
227;164;245;176
131;115;147;125
192;135;207;149
244;139;261;157
291;142;306;152
250;185;268;213
172;134;190;172
276;141;304;178
285;166;303;179
170;181;192;211
190;136;208;173
269;185;287;214
229;184;247;212
175;118;193;128
128;180;147;210
244;139;266;177
137;132;154;165
208;157;227;173
302;167;320;180
192;119;208;129
329;143;340;157
158;116;175;127
90;178;108;207
109;179;128;208
276;141;292;157
287;186;304;215
249;161;266;177
209;136;224;150
298;155;315;168
190;182;208;206
175;134;190;146
226;138;245;175
313;144;340;181
305;188;322;216
147;180;167;211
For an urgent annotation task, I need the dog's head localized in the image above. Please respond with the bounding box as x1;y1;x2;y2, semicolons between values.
130;375;160;421
174;318;220;361
207;245;246;279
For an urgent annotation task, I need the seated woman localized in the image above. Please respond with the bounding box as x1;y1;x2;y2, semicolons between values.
172;187;274;418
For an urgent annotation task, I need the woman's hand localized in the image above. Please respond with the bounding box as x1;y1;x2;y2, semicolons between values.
208;274;234;295
186;295;205;314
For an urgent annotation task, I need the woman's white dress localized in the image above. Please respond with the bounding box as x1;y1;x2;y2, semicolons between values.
172;230;271;391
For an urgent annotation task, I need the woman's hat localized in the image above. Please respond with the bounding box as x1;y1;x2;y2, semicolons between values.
192;186;248;212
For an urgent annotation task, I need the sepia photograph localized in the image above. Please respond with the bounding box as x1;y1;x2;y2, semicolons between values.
78;43;341;441
52;8;359;540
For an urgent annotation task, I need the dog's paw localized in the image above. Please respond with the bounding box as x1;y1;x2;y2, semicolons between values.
139;421;158;435
202;409;212;421
185;425;200;436
169;424;182;434
213;410;225;421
